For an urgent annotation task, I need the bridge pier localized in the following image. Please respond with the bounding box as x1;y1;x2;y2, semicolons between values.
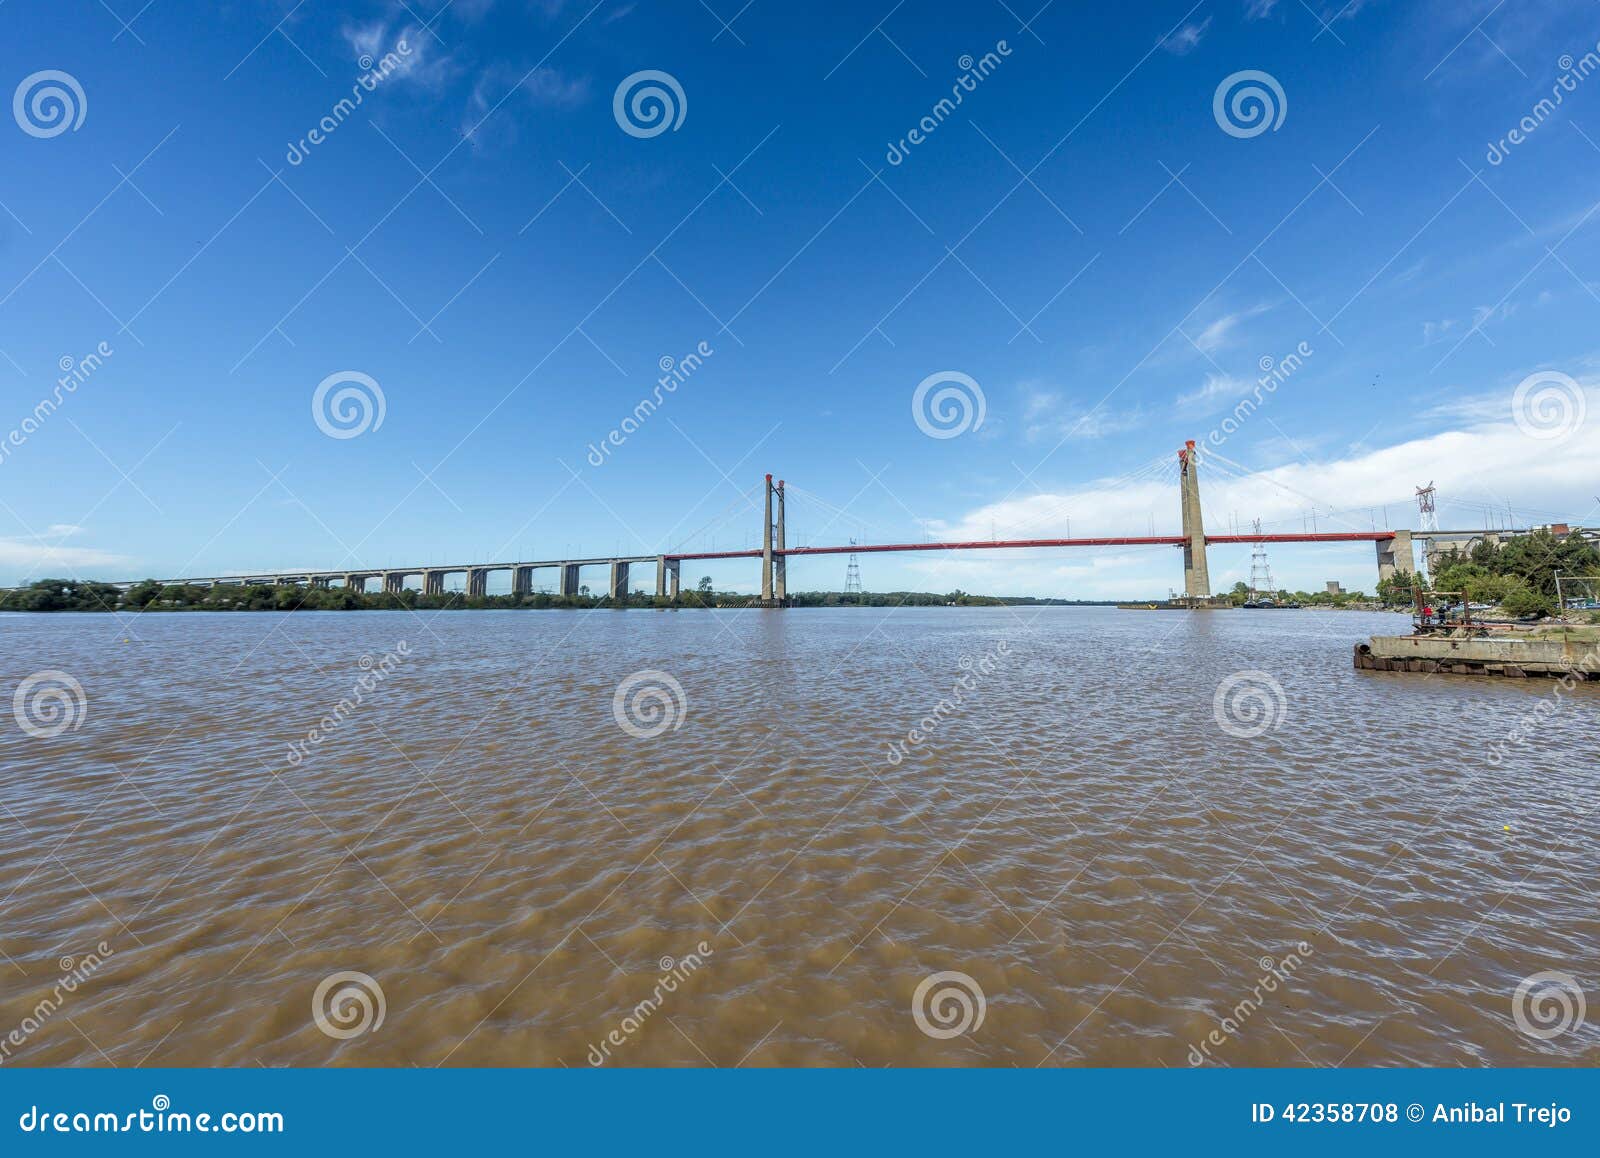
1377;529;1414;586
774;480;787;601
560;564;581;597
469;568;489;597
513;566;534;597
656;556;679;599
1178;440;1212;602
761;474;774;601
308;576;330;589
424;570;445;595
609;561;630;601
384;572;406;595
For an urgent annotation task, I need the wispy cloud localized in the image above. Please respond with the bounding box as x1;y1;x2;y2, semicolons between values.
1177;372;1250;410
1190;303;1270;354
341;18;457;91
521;67;591;107
1020;385;1143;442
1161;16;1212;55
461;62;591;145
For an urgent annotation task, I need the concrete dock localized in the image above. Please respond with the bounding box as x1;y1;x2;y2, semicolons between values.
1356;633;1600;679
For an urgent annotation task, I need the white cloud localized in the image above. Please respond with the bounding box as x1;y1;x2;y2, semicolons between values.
914;385;1600;596
1020;386;1143;442
461;63;590;145
1421;318;1456;346
1190;303;1269;353
0;538;128;574
520;67;591;108
1177;372;1250;410
1161;17;1212;55
341;19;456;90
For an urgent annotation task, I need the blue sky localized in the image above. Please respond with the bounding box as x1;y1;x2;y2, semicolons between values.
3;0;1598;597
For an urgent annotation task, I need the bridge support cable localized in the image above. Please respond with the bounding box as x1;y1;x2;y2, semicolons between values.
1200;447;1376;537
779;482;880;549
665;483;764;558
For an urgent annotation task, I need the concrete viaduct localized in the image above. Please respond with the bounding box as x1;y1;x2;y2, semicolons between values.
149;448;1465;604
153;555;684;601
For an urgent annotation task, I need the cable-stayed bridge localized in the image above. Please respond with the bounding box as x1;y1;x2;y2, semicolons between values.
148;442;1526;604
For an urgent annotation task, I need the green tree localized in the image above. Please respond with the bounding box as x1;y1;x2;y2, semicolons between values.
1499;578;1554;618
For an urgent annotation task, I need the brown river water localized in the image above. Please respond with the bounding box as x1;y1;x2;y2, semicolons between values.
1;606;1596;1067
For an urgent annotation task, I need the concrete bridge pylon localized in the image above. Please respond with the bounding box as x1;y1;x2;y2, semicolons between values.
1178;440;1211;601
759;474;786;604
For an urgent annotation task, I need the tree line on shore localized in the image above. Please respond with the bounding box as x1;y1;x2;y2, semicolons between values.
0;577;1093;612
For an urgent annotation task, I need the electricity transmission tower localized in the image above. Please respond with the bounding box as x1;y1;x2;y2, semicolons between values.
1415;482;1439;582
1249;519;1275;600
844;538;863;595
1415;483;1439;533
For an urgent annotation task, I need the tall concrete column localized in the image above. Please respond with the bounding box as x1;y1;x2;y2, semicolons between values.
309;576;330;589
761;474;774;602
656;556;680;599
513;566;533;597
384;572;406;595
345;574;365;594
1377;529;1414;586
1178;440;1211;601
468;568;488;597
424;570;445;595
774;480;787;602
609;561;630;601
560;564;581;597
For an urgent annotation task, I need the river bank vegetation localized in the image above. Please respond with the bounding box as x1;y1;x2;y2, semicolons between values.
0;578;1114;612
1374;528;1600;617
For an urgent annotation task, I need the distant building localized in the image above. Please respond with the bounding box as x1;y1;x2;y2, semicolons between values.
1424;523;1595;575
1326;580;1343;595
